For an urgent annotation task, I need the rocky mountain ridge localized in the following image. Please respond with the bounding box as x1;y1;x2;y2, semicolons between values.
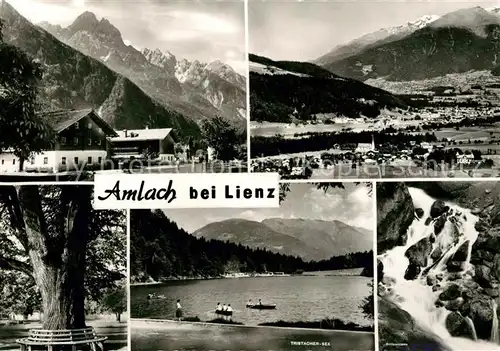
38;10;246;126
0;1;201;138
314;14;440;65
318;6;500;82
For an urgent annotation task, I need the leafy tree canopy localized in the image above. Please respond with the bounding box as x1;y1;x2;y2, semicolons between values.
0;19;54;160
202;116;240;161
0;186;126;317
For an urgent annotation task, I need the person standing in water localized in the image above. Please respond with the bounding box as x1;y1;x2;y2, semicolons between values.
226;304;233;321
216;302;222;312
175;299;182;321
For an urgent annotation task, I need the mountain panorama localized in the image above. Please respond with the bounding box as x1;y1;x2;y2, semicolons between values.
0;2;246;140
192;217;373;262
315;6;500;81
249;5;500;123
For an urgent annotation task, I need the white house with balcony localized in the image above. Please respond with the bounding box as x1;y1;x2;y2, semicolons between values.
0;109;117;173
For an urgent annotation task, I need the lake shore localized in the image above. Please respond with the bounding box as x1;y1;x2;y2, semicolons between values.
131;268;368;285
132;318;375;351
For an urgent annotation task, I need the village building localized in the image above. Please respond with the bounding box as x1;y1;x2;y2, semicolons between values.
355;135;376;154
109;128;176;163
457;152;475;165
420;142;434;152
0;109;117;173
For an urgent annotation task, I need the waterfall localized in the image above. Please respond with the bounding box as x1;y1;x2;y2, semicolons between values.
465;317;478;341
379;187;500;351
492;300;499;344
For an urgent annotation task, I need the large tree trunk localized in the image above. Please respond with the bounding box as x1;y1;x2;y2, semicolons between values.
17;185;92;329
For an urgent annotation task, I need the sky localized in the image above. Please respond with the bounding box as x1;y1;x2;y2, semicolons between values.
249;0;500;61
8;0;246;74
164;182;374;233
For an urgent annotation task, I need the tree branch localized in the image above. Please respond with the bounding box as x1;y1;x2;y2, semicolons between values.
17;185;51;259
1;186;29;250
0;255;33;277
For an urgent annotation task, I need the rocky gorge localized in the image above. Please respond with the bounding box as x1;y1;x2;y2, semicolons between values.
377;182;500;350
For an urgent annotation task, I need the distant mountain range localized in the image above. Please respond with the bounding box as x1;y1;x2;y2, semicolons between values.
0;2;245;139
192;217;373;261
316;6;500;82
249;53;406;123
314;15;440;66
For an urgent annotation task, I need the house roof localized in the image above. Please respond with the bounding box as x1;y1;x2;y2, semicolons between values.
39;108;117;136
110;128;173;142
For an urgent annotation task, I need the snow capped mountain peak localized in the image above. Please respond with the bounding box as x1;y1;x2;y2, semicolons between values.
409;14;440;27
386;14;440;34
142;47;177;70
487;6;500;14
206;59;233;73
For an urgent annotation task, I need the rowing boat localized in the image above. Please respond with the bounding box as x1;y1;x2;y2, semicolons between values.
215;310;233;316
246;304;276;310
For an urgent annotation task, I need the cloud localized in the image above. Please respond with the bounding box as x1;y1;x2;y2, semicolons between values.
167;10;238;35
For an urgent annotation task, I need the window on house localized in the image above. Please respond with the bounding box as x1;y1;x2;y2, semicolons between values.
43;157;48;165
98;157;102;163
88;122;92;129
97;139;102;146
61;157;66;165
12;159;15;165
75;123;79;130
30;158;35;165
74;157;79;165
74;138;78;145
61;137;66;145
88;138;92;146
87;156;92;164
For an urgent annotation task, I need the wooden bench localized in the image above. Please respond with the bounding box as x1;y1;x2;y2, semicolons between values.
16;327;107;351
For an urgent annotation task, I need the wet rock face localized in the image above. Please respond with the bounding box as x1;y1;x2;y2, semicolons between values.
378;260;384;283
404;262;421;280
378;296;450;351
377;183;415;254
415;208;424;218
464;295;495;340
452;241;469;262
405;237;433;267
404;237;433;280
475;265;494;288
439;283;462;301
434;216;447;235
430;200;450;219
446;241;470;272
445;312;476;339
